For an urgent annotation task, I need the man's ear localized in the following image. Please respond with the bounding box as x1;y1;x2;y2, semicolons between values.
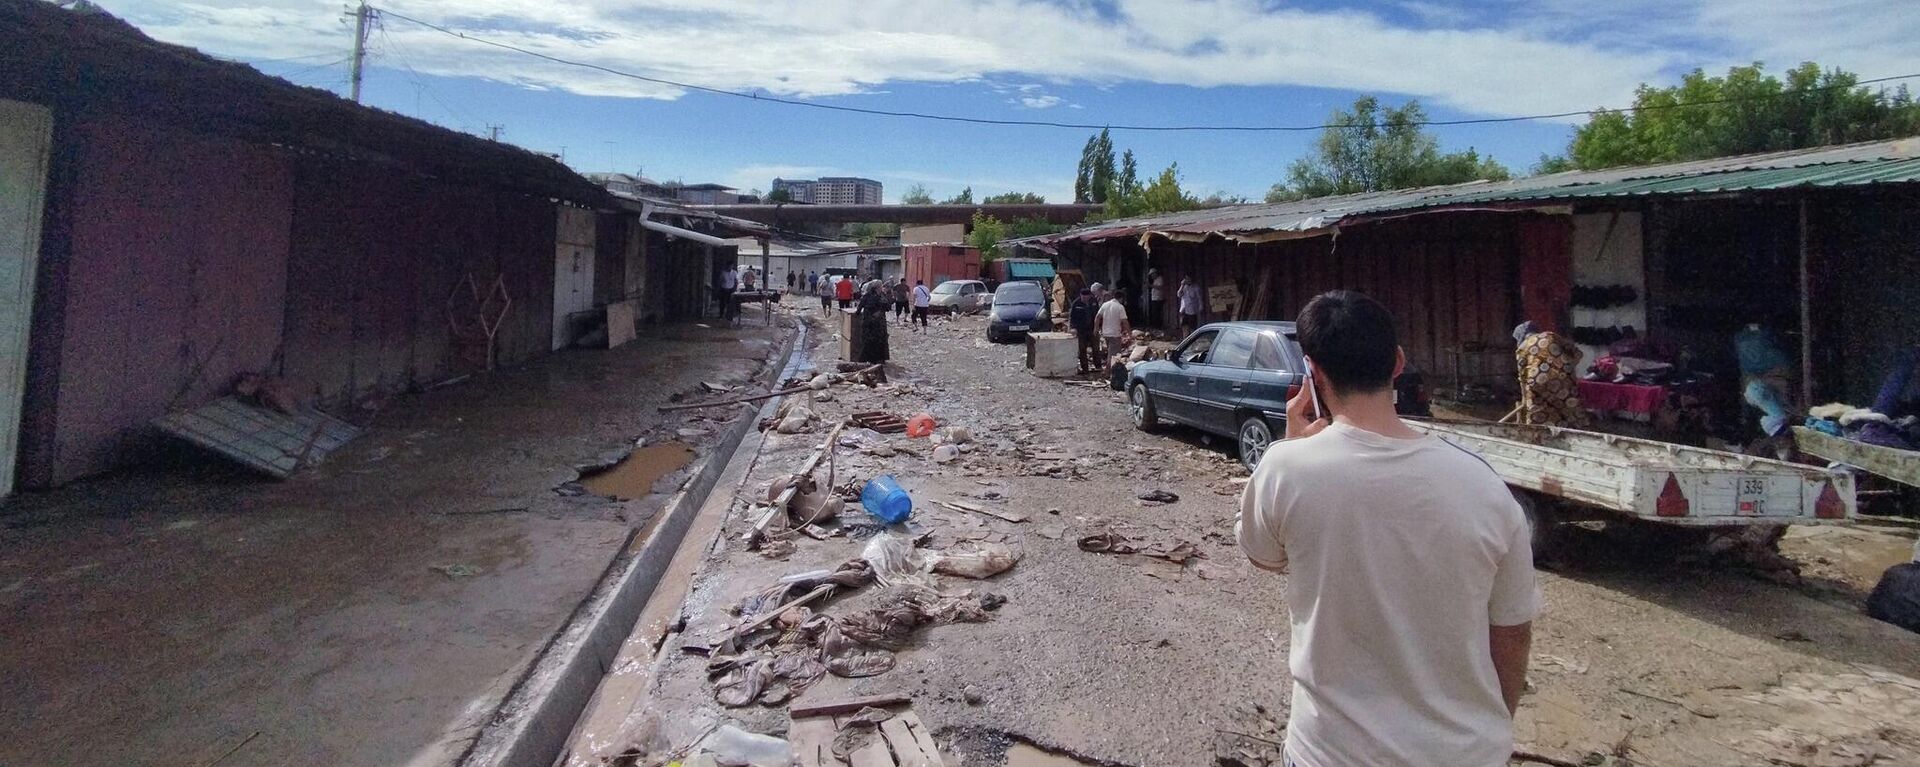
1393;346;1408;379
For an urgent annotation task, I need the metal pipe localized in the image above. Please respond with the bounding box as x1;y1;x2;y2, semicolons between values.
686;203;1103;225
640;218;730;247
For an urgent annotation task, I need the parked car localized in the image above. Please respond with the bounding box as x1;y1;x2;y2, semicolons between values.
986;281;1051;343
927;280;987;315
1125;321;1432;470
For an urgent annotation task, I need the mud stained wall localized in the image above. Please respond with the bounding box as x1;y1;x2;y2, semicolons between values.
282;161;559;408
38;118;293;483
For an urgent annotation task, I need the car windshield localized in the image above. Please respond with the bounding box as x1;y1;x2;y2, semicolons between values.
932;282;963;295
993;284;1044;305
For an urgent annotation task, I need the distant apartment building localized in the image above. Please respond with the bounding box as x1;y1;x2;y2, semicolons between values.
771;176;883;205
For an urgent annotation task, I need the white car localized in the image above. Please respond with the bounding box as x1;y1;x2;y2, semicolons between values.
927;280;987;314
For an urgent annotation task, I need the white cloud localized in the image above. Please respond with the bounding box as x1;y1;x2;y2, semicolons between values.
102;0;1920;120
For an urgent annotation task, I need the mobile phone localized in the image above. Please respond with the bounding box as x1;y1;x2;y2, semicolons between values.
1302;359;1325;421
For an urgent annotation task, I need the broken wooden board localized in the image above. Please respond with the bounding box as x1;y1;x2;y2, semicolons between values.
851;411;908;434
791;700;946;767
937;499;1030;523
153;396;361;478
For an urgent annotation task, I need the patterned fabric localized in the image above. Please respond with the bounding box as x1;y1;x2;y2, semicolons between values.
1516;331;1588;427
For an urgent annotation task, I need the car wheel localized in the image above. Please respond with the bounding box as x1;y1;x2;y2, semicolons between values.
1238;415;1274;471
1129;383;1160;432
1513;489;1568;565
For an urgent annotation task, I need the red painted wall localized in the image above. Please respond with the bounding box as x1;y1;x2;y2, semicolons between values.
48;118;292;482
904;244;980;288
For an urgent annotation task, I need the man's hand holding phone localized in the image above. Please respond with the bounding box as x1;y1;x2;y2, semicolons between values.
1285;361;1332;440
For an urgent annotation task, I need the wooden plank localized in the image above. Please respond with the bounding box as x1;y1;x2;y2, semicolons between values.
1795;426;1920;488
937;499;1029;523
880;717;937;767
848;737;895;767
791;716;841;767
789;693;914;719
900;713;945;767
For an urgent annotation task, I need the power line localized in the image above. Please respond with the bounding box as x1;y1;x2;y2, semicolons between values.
375;7;1920;134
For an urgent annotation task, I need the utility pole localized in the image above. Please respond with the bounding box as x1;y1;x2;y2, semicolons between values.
485;124;504;141
348;1;372;103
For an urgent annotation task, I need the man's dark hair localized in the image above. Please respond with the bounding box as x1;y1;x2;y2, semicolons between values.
1113;289;1127;302
1297;290;1398;394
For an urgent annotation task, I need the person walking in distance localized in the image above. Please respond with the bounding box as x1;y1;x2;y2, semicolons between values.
786;270;796;294
892;278;911;323
1068;288;1100;374
1096;288;1131;363
835;273;855;310
910;279;932;331
1147;268;1166;327
716;266;739;322
1237;290;1537;767
1177;276;1203;336
815;273;833;312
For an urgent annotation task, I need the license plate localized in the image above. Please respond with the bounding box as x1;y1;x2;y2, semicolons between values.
1009;325;1029;331
1736;476;1767;515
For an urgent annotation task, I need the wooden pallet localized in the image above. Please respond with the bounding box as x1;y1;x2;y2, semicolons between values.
851;411;908;434
790;697;945;767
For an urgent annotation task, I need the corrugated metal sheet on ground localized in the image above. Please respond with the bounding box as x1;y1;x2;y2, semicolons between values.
1015;137;1920;246
153;396;361;478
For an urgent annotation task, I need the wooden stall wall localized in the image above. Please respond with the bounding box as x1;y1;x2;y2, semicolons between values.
283;159;558;409
1810;190;1920;406
39;118;294;484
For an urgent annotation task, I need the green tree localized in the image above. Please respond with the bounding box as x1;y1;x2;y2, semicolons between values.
982;191;1046;204
766;187;794;203
898;184;934;204
943;186;975;205
1531;154;1578;175
1108;163;1199;218
1074;129;1118;203
1117;150;1141;200
1563;62;1920;169
968;213;1065;261
967;212;1009;261
1265;96;1510;201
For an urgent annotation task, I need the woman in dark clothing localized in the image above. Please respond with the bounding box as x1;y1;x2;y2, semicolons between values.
857;280;891;363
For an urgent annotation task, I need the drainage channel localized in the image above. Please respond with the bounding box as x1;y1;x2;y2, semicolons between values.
458;319;810;767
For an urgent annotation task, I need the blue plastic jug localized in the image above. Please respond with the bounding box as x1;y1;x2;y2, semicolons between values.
860;475;913;524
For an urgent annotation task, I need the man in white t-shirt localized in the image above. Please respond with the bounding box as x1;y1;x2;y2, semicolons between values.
1095;289;1130;361
1237;290;1538;767
910;280;932;331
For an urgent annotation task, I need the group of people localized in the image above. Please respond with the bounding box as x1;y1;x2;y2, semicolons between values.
1064;274;1208;374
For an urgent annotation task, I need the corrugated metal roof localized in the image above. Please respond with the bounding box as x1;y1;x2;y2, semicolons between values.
1007;260;1057;279
1017;137;1920;248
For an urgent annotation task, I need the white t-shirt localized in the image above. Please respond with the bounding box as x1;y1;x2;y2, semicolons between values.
720;269;739;290
1237;422;1539;767
1178;282;1203;315
1096;299;1127;337
912;285;932;307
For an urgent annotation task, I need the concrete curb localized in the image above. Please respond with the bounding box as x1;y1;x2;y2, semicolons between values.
458;321;804;767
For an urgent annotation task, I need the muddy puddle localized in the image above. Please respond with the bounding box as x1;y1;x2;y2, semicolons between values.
1006;743;1104;767
580;442;696;499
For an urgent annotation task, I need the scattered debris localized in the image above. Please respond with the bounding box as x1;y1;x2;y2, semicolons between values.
1036;524;1066;540
1077;529;1202;563
701;381;737;393
790;697;946;767
431;563;481;578
931;444;960;463
929;542;1020;579
906;413;937;438
1136;489;1180;504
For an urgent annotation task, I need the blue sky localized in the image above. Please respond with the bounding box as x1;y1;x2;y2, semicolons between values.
108;0;1920;203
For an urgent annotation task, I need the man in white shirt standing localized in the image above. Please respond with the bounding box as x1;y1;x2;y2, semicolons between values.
1238;290;1537;767
716;266;740;322
1095;288;1131;362
910;279;932;332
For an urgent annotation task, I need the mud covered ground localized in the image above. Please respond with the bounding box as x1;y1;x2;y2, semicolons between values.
620;304;1920;767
